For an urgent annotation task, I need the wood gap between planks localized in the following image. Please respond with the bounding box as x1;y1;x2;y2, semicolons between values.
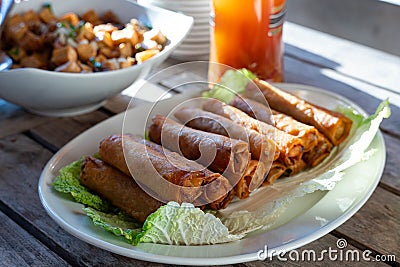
23;130;59;154
379;182;400;197
330;230;399;266
381;128;400;141
0;198;79;267
155;81;183;94
98;106;117;116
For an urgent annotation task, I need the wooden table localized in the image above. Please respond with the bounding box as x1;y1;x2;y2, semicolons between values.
0;22;399;266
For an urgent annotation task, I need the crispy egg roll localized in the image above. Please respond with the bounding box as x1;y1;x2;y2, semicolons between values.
148;115;250;178
264;161;287;185
129;135;261;197
174;107;279;161
99;134;233;208
284;158;307;176
232;159;267;199
80;156;162;223
302;132;333;167
229;95;274;125
203;99;304;167
229;96;319;152
247;79;353;145
174;107;277;194
271;110;319;153
127;135;236;210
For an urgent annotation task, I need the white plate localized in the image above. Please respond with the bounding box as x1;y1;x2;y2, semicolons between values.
182;36;210;43
170;54;210;61
38;84;385;265
171;50;209;58
178;43;210;50
143;1;210;13
191;23;211;32
191;15;210;24
147;0;210;6
186;31;210;38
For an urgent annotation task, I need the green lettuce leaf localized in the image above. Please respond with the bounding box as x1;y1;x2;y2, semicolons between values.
84;207;141;244
135;202;244;245
202;68;256;103
332;98;390;171
52;158;113;212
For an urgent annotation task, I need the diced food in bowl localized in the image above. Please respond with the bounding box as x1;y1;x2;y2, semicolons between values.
2;4;167;73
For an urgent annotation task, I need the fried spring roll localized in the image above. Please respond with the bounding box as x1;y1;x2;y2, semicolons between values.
127;135;236;210
99;134;233;208
285;158;307;176
174;107;279;161
203;99;304;167
247;79;353;145
232;159;267;199
80;156;162;223
264;161;287;185
174;107;277;193
271;110;319;153
229;95;274;124
148;115;250;178
302;132;333;167
229;96;319;152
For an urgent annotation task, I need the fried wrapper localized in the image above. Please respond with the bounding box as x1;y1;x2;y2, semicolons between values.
203;98;304;167
99;134;234;209
148;115;251;178
80;156;162;223
247;79;353;145
229;95;319;153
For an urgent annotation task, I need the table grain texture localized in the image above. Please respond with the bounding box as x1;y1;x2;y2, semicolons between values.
0;23;399;266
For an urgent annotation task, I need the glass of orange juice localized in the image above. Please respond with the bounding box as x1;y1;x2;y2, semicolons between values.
209;0;286;83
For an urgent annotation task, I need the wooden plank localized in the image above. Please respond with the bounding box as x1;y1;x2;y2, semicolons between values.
102;93;132;114
244;234;387;266
334;187;399;259
284;22;400;93
0;210;71;267
27;110;109;151
286;0;400;56
103;80;174;114
284;56;400;137
0;99;53;138
380;133;400;194
0;134;233;267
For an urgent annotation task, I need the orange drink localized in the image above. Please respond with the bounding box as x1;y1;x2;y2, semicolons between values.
209;0;285;82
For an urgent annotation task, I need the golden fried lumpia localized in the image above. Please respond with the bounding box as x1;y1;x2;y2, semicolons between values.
264;161;287;185
99;134;233;208
247;79;353;145
174;107;279;161
203;99;304;167
148;115;250;177
233;159;266;199
128;135;236;209
229;96;319;153
229;95;274;125
302;132;333;167
271;110;319;152
80;156;162;223
174;107;278;193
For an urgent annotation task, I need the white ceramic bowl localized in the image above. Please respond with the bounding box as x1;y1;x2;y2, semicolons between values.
0;0;193;116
